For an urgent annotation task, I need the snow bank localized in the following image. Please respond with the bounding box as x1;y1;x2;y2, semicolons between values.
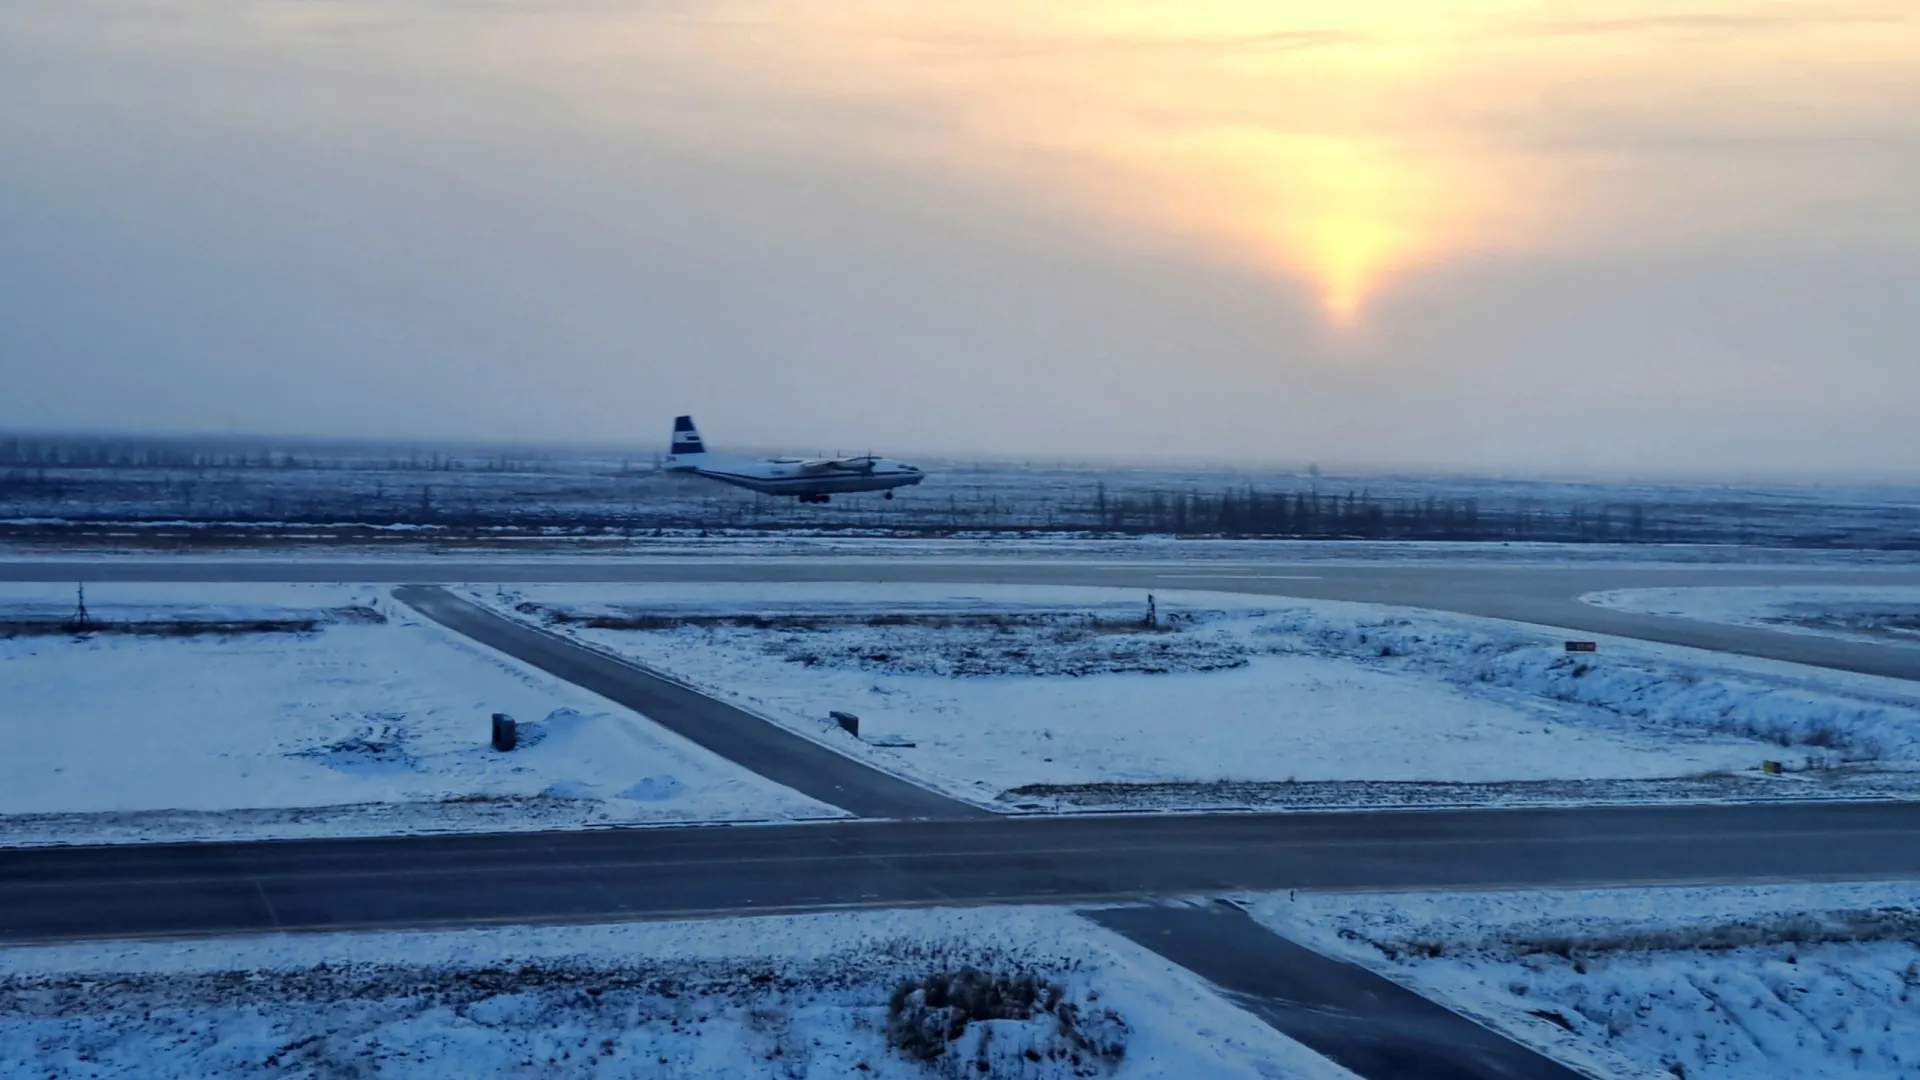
1248;882;1920;1080
0;908;1355;1080
0;581;376;627
1252;604;1920;763
0;583;833;845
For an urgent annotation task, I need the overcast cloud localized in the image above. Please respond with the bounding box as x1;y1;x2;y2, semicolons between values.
2;1;1917;475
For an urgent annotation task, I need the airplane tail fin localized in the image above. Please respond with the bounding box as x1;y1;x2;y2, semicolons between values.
666;415;707;467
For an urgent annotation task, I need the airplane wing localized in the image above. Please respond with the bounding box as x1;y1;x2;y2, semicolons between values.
797;456;877;474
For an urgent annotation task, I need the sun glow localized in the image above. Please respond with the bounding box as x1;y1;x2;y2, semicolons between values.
445;0;1920;327
710;1;1547;326
1142;125;1501;326
1304;218;1404;326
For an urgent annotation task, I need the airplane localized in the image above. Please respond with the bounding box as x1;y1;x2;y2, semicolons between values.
661;415;926;503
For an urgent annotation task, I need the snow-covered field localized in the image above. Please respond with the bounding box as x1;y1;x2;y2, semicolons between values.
477;584;1920;811
1247;881;1920;1080
10;537;1920;566
0;583;833;845
0;907;1354;1080
11;432;1920;552
1587;586;1920;648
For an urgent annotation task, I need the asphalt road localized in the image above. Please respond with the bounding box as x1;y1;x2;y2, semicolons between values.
10;557;1920;679
7;802;1920;944
394;585;983;820
1088;902;1585;1080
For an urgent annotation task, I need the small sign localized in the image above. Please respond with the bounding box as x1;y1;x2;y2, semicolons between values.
1565;641;1598;653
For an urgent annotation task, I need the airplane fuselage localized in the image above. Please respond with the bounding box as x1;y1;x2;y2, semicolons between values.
668;457;925;498
660;416;926;502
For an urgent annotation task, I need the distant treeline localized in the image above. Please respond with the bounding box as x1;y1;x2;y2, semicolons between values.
0;436;547;474
1086;483;1650;542
2;433;1915;549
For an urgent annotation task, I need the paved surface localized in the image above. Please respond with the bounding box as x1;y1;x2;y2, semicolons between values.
11;557;1920;679
7;802;1920;944
1088;902;1583;1080
394;585;984;821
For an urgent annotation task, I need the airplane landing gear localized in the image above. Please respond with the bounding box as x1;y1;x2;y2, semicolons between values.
797;494;832;504
884;490;894;500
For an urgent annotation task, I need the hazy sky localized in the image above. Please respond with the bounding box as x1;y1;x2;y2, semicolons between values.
3;1;1917;474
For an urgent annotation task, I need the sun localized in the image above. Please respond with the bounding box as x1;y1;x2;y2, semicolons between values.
1142;127;1473;327
1299;215;1407;326
1256;136;1441;327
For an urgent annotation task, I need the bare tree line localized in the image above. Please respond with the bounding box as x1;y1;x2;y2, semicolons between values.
1;434;1914;548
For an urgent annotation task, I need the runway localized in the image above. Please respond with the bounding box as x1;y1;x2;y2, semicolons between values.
6;802;1919;945
10;557;1920;679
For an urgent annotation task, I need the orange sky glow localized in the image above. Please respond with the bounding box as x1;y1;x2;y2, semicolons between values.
572;0;1916;327
142;0;1916;327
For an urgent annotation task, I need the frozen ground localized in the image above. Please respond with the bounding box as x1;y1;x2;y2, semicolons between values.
477;584;1920;811
1247;881;1920;1080
9;433;1920;549
7;536;1920;566
0;583;833;846
0;907;1354;1080
1588;586;1920;648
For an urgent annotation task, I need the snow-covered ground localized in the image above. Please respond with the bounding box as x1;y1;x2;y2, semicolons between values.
10;538;1920;565
1587;586;1920;648
0;907;1355;1080
9;436;1918;549
476;584;1920;811
0;583;833;846
1247;881;1920;1080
